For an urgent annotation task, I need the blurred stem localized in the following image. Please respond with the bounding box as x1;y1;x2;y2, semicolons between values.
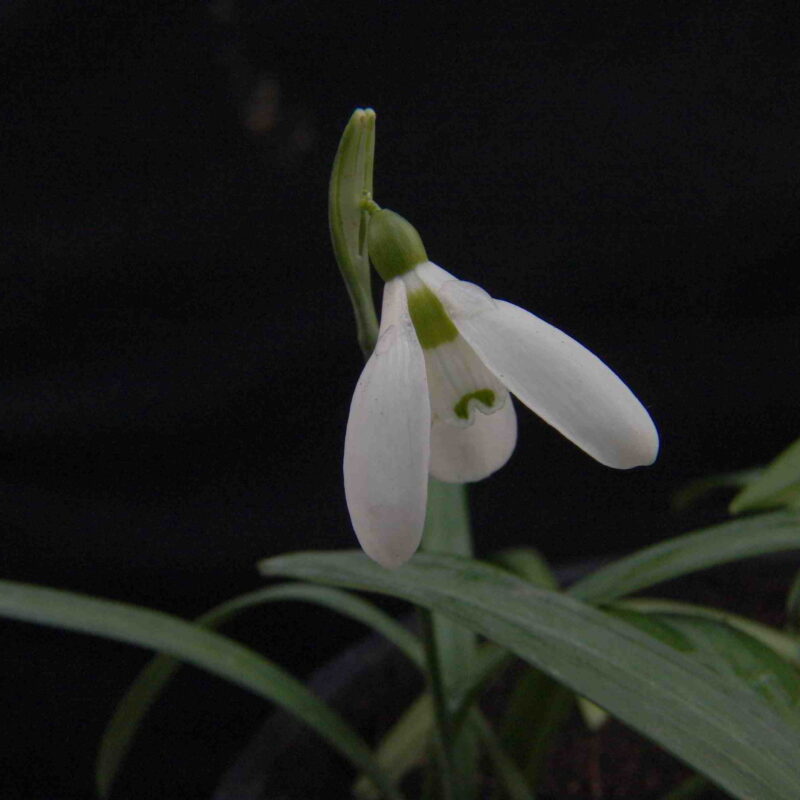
419;479;477;799
329;108;379;359
419;608;457;800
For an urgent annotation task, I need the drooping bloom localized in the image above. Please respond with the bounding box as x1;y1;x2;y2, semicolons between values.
344;210;658;568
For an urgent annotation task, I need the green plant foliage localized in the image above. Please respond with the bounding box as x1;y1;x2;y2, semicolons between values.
608;605;800;722
731;437;800;514
259;550;800;800
96;582;422;796
672;468;761;511
0;579;405;800
570;510;800;604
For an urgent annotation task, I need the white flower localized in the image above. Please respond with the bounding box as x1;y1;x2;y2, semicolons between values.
344;210;659;568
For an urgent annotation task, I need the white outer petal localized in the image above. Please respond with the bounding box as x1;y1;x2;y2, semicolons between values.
429;396;518;483
343;279;431;568
437;280;659;469
414;260;457;292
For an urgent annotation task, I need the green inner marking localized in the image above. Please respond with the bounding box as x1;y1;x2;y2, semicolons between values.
407;286;459;349
454;389;496;420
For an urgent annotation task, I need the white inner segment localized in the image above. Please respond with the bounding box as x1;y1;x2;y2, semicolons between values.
423;334;507;427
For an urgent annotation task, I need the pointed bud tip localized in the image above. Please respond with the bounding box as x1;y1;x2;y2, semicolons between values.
351;107;376;124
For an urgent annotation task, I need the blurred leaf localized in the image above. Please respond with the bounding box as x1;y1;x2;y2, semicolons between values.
354;694;433;800
329;107;379;358
658;774;711;800
260;550;800;800
786;569;800;633
491;547;558;590
0;580;405;800
470;712;536;800
672;468;761;511
731;437;800;514
577;697;609;732
97;583;422;796
448;642;509;725
570;510;800;604
498;667;573;790
353;639;514;800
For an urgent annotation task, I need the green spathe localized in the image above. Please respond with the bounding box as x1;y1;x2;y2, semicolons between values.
368;209;428;280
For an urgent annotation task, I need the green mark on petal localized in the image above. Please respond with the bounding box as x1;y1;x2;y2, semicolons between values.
407;286;459;349
454;390;495;420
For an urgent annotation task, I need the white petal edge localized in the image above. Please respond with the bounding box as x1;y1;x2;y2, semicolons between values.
343;279;431;568
429;396;518;483
434;278;659;469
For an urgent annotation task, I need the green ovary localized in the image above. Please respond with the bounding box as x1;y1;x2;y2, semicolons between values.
407;286;459;349
454;389;496;420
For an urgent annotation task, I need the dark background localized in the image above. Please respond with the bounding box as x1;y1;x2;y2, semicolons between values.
2;1;798;797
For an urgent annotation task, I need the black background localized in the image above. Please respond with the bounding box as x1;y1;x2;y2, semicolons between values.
2;1;799;797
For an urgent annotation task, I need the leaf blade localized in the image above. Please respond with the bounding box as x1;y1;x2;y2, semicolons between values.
259;550;800;800
569;510;800;604
731;437;800;514
0;579;404;800
97;582;423;795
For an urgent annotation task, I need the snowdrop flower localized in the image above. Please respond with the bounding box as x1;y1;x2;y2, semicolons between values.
344;209;658;568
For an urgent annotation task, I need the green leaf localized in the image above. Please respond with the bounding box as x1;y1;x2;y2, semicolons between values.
492;547;568;790
609;604;800;727
498;667;573;789
259;550;800;800
97;583;423;796
570;510;800;604
731;437;800;514
329;107;379;358
672;468;761;511
354;694;434;800
658;774;711;800
786;568;800;633
353;698;537;800
615;598;800;669
491;547;559;590
0;579;404;800
469;712;536;800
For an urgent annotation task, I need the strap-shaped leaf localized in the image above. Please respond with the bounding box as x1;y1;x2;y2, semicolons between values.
672;468;761;511
97;582;422;796
607;602;800;725
615;598;800;668
259;550;800;800
0;579;404;800
570;509;800;604
731;437;800;514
